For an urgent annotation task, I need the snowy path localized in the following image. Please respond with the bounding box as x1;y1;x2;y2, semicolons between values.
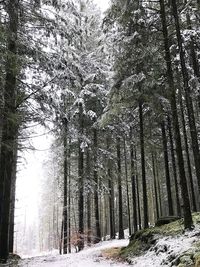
10;229;200;267
18;240;129;267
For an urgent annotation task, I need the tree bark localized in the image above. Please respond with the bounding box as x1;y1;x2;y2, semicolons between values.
186;14;200;108
152;153;159;220
9;141;18;253
179;94;197;212
0;0;19;261
123;137;131;236
77;103;84;251
68;137;71;253
135;149;142;230
139;101;149;228
63;124;68;254
107;136;115;239
155;154;163;217
161;120;174;216
86;149;92;245
130;128;138;233
167;116;181;216
93;127;101;243
117;137;124;239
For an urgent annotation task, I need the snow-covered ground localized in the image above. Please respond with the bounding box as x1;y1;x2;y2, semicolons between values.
128;227;200;267
17;239;129;267
5;227;200;267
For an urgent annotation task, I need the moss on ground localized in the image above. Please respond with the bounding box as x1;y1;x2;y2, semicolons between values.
7;253;21;266
120;216;184;260
119;212;200;266
101;247;123;260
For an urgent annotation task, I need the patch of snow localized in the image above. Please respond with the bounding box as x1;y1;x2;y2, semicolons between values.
17;239;129;267
130;227;200;267
7;227;200;267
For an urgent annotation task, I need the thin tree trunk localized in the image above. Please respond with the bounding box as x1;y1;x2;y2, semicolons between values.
86;149;92;246
185;12;200;107
78;103;84;251
68;137;71;253
167;116;181;216
59;219;64;255
155;154;163;217
117;137;124;239
107;136;115;239
123;137;131;236
130;128;138;233
139;101;149;228
135;149;142;230
93;127;101;243
0;81;3;153
87;195;91;245
9;141;18;253
152;153;159;220
161;120;174;216
63;125;68;254
179;94;197;212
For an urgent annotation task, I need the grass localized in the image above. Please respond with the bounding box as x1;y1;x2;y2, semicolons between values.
101;247;124;260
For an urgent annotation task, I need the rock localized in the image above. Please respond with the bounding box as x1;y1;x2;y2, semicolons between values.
9;253;21;260
194;252;200;267
179;255;193;265
155;216;181;227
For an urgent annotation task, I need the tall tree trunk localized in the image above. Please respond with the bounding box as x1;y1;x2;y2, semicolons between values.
167;116;181;216
179;94;197;212
161;120;174;215
86;149;92;245
59;219;64;255
155;154;163;217
135;149;142;230
185;13;200;107
171;0;200;200
68;137;71;253
159;0;193;229
93;127;101;243
9;141;18;253
139;101;149;228
117;137;124;239
123;137;131;236
77;103;84;251
107;136;115;239
152;153;159;220
0;0;19;261
0;81;3;153
130;128;138;233
63;124;68;254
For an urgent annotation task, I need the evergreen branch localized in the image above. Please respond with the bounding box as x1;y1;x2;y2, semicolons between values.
15;75;58;109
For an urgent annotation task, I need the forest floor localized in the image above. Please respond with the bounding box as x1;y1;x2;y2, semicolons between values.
4;213;200;267
10;239;129;267
5;230;199;267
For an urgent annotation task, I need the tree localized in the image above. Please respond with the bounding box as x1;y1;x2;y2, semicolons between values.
0;0;19;261
159;0;193;229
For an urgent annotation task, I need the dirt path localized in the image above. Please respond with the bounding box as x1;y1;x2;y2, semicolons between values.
17;240;129;267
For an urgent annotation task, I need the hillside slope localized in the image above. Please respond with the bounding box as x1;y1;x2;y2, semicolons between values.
120;213;200;267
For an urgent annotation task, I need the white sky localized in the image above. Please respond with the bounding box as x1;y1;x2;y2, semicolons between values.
93;0;110;12
16;127;53;225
